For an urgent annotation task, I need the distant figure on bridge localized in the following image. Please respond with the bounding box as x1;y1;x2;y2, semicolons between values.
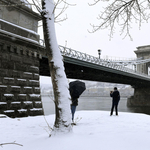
110;87;120;116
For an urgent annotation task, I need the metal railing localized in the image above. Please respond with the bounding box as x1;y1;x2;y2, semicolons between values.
59;46;150;80
38;39;150;80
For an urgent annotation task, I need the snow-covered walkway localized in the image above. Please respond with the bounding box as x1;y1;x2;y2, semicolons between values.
0;111;150;150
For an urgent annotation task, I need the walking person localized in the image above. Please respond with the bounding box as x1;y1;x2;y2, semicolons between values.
110;87;120;116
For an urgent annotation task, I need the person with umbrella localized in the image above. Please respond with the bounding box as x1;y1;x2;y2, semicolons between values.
69;80;86;124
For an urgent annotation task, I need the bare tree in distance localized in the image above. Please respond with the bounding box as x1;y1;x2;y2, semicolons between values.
89;0;150;39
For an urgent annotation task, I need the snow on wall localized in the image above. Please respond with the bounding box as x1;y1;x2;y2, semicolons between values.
18;94;27;96
11;86;21;88
4;110;15;113
0;19;38;35
0;102;7;104
30;66;39;69
17;79;27;81
18;109;27;112
29;80;39;83
0;29;39;44
30;108;42;111
24;72;32;75
4;77;14;80
4;94;14;97
24;101;32;104
35;101;42;104
11;102;21;104
29;94;40;97
24;87;32;89
0;85;7;87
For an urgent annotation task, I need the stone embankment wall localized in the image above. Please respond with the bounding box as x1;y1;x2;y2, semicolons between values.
0;40;43;117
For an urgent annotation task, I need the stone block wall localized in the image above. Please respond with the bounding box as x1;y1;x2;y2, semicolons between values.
127;87;150;107
0;40;44;117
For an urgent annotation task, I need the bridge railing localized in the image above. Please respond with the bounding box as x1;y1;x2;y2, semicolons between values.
59;46;150;79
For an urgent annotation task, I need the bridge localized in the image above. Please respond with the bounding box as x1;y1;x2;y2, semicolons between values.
39;45;150;107
1;0;150;118
40;46;150;87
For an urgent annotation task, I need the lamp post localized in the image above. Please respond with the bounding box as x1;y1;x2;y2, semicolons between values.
134;64;136;72
98;49;101;59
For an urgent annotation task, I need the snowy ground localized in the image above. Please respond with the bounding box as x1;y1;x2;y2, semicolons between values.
0;111;150;150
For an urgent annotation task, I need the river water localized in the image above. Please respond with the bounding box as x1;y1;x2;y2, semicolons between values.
41;95;150;116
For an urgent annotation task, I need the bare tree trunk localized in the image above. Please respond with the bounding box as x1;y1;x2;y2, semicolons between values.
42;0;72;135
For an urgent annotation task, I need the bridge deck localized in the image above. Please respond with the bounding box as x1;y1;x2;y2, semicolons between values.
40;46;150;87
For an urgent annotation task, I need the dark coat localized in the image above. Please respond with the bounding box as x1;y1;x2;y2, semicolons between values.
110;90;120;103
71;97;78;106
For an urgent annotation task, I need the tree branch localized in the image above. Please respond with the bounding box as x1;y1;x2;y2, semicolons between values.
90;0;150;39
0;142;23;147
31;0;42;13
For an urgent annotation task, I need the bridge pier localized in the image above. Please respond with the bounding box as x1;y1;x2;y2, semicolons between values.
127;87;150;107
127;45;150;107
0;0;44;117
0;40;44;118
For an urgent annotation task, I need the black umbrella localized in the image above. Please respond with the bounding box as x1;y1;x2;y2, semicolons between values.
69;80;86;98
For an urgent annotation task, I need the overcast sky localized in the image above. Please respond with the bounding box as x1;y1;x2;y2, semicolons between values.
37;0;150;60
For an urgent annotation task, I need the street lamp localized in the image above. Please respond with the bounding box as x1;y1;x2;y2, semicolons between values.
134;64;136;72
98;49;101;59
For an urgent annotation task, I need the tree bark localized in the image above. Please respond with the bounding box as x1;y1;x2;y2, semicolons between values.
41;0;72;135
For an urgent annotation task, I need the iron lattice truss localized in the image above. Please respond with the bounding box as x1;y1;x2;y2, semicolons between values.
59;45;150;80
